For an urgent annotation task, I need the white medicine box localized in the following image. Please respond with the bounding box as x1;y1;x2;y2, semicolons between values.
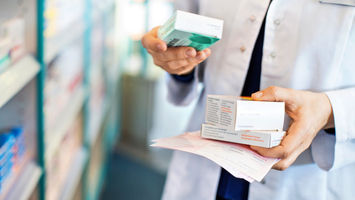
205;95;285;131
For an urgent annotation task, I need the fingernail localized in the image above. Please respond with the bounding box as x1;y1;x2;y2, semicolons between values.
157;44;163;51
253;92;263;99
204;49;211;56
186;49;194;57
196;54;205;61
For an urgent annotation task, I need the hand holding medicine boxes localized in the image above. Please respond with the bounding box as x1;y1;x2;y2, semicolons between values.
151;11;285;182
151;96;286;182
202;95;286;148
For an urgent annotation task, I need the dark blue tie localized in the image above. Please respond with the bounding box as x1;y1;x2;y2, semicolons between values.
216;5;268;200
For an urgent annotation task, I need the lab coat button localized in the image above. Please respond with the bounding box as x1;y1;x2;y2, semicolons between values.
250;15;256;21
240;46;246;52
271;53;276;58
274;20;280;25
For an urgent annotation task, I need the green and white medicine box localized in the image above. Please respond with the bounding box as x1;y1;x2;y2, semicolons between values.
158;10;223;51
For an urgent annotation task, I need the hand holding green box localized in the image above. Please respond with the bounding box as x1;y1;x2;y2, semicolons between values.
158;10;224;51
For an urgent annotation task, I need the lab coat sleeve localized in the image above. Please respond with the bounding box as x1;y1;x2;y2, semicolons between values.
311;87;355;171
166;0;201;106
174;0;199;13
166;64;203;106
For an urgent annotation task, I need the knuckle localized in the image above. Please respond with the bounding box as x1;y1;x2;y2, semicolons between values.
166;61;175;69
146;49;153;55
269;86;279;96
178;48;187;59
180;59;189;66
278;163;289;171
156;52;165;61
282;149;291;159
187;57;197;65
174;49;181;59
176;67;188;75
153;60;160;67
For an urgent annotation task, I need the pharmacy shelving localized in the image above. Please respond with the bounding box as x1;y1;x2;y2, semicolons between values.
4;161;42;200
45;87;87;160
44;20;87;64
0;55;40;109
88;97;111;148
59;147;88;200
37;0;120;199
0;0;120;199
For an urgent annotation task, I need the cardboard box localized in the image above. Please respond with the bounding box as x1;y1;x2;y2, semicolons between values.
158;10;223;51
205;95;285;131
201;124;285;148
2;18;25;61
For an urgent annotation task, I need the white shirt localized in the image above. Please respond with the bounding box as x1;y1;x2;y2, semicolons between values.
162;0;355;200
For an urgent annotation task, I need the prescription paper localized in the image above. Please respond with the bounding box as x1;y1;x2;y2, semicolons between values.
151;131;280;182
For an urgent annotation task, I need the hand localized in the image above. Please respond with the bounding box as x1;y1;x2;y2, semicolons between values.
141;26;211;75
250;86;334;171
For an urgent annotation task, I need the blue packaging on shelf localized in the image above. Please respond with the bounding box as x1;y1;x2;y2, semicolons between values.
11;127;26;164
0;160;13;177
0;151;13;167
0;133;15;158
11;127;24;139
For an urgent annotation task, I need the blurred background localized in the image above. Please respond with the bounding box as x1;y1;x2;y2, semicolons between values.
0;0;198;199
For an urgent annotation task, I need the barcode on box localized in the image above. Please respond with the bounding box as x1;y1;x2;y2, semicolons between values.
168;38;180;47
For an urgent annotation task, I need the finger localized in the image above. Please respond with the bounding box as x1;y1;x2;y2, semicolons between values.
251;145;285;158
196;48;211;61
251;121;308;159
157;46;197;61
166;59;190;70
186;48;211;64
175;65;196;75
152;57;191;75
166;49;211;70
272;138;311;171
141;26;167;52
251;86;295;105
165;65;191;75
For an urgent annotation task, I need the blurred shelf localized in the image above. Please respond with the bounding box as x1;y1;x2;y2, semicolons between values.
60;147;88;200
0;55;40;109
45;87;86;161
45;20;86;64
4;161;42;200
92;0;115;26
88;97;111;148
91;162;108;200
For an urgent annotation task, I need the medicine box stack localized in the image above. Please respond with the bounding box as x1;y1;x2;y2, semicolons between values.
158;10;223;51
201;95;286;148
0;127;26;192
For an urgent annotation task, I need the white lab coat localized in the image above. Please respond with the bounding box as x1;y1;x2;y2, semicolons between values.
161;0;355;199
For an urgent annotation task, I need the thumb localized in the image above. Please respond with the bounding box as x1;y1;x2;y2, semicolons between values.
251;86;292;103
141;26;167;52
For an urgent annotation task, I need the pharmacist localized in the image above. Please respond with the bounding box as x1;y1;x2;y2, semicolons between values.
142;0;355;200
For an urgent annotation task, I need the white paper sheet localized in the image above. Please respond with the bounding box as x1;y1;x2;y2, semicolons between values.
151;131;280;182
